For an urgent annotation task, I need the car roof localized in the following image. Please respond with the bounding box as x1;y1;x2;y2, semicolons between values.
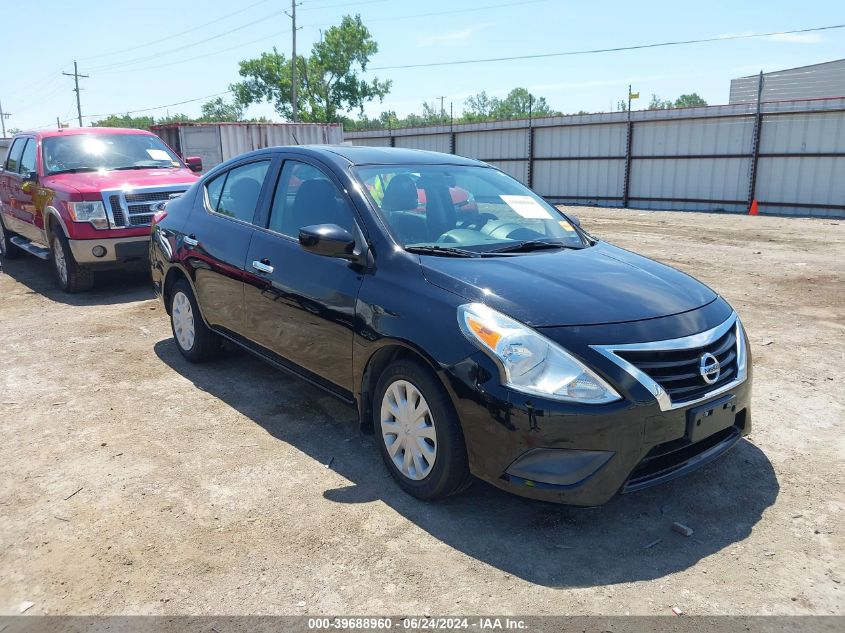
22;127;156;140
232;145;487;168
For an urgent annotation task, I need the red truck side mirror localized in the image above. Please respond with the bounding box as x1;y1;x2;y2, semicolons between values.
185;156;203;173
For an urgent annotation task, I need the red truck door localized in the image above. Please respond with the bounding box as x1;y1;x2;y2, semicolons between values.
2;137;44;244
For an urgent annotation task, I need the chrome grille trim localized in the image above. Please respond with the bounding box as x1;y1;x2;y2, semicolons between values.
590;313;748;412
101;184;192;228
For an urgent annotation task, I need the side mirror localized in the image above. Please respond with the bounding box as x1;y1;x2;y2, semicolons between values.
21;172;37;194
299;224;356;260
185;156;203;173
566;214;581;227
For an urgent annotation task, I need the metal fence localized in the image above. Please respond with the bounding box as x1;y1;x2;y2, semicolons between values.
344;96;845;219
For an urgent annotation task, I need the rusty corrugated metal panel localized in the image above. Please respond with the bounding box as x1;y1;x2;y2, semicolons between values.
534;124;626;158
456;129;527;160
484;160;528;183
756;157;845;213
633;118;754;156
394;134;451;153
533;159;624;199
219;123;343;159
630;157;751;205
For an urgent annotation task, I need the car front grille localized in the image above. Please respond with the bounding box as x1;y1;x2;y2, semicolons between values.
616;326;738;405
104;187;189;228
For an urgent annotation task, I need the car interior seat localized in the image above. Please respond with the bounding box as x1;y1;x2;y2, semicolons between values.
285;179;350;236
380;175;428;244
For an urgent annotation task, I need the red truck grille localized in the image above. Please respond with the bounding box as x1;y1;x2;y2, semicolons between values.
105;188;189;228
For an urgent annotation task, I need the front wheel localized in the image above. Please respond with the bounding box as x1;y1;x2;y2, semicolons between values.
0;217;23;260
51;231;93;292
374;359;472;500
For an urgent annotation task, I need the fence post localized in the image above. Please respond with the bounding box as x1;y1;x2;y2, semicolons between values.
450;102;456;154
622;119;634;208
527;97;534;188
746;70;765;209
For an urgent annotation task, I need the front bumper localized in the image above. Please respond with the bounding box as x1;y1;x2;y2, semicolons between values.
441;319;752;506
68;236;149;266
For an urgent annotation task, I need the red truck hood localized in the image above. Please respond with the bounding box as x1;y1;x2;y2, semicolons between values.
44;168;198;194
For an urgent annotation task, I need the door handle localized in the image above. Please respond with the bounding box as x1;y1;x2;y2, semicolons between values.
252;259;274;274
183;235;198;247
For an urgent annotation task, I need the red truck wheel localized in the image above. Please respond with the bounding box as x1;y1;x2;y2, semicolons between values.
51;231;93;293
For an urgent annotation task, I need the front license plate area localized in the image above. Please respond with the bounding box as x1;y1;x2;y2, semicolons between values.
686;395;737;443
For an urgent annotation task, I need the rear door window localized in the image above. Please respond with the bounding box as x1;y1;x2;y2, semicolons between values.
204;160;271;224
4;138;25;173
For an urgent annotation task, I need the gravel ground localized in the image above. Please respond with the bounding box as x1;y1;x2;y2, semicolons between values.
0;207;842;616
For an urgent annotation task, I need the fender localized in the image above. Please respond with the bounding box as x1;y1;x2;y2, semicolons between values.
44;205;69;244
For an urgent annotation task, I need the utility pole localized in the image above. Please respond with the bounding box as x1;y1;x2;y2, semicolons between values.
438;96;446;119
63;61;89;127
0;99;10;137
286;1;302;122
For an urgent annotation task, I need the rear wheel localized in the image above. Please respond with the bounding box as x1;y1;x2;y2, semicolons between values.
0;217;23;260
169;278;221;362
51;231;93;292
374;359;472;500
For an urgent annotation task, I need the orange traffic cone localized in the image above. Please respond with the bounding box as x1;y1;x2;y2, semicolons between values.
748;199;759;216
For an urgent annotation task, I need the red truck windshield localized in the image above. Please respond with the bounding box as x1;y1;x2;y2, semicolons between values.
42;133;182;175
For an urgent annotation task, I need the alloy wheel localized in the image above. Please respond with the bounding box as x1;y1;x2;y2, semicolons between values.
380;379;437;481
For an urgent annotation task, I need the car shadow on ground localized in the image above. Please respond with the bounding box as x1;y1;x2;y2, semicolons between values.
0;256;155;305
155;338;779;588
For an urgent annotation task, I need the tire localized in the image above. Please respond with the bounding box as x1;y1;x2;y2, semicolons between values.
373;358;472;500
0;216;23;260
51;231;93;293
169;278;221;363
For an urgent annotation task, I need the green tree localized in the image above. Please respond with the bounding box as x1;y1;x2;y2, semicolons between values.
231;14;391;122
648;94;673;110
156;113;193;125
199;97;244;122
673;93;707;108
463;91;499;121
91;114;156;130
491;88;552;119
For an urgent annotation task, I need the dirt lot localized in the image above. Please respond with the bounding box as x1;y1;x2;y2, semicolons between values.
0;207;842;616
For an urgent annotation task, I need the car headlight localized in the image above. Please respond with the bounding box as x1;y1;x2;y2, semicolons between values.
67;201;108;229
458;303;621;404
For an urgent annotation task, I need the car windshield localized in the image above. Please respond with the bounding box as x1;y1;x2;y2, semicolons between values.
42;133;182;175
354;164;586;254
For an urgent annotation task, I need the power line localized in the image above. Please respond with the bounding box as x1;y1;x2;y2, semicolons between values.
364;0;551;24
83;90;233;120
299;0;392;11
79;0;274;61
95;29;291;76
369;23;845;70
86;10;283;72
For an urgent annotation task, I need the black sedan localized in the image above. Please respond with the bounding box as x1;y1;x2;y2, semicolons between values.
150;146;751;505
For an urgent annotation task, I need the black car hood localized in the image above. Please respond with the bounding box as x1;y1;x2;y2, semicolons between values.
420;242;717;327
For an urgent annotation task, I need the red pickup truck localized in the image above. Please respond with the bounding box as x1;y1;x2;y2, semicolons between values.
0;127;201;292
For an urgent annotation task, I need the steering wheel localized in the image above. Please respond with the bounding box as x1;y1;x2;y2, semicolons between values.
456;211;496;231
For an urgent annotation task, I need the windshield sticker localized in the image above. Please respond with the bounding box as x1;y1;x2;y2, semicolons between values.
146;149;171;161
499;195;553;219
558;220;575;231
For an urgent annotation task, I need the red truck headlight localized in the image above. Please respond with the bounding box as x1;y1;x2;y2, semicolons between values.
67;201;109;229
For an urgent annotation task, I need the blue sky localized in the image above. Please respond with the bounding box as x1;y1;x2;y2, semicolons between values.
2;0;843;131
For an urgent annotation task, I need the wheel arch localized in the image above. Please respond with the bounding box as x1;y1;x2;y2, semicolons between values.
44;206;68;241
357;339;452;434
